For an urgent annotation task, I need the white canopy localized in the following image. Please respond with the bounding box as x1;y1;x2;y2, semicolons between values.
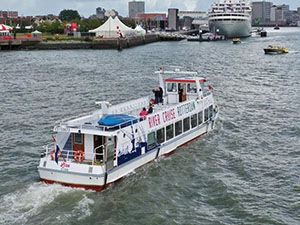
89;16;136;38
135;25;146;36
0;24;13;31
32;30;42;34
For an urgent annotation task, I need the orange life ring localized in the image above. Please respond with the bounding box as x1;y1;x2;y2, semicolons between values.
51;150;61;161
74;150;85;163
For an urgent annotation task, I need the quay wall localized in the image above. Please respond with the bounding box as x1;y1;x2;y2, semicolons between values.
12;34;160;51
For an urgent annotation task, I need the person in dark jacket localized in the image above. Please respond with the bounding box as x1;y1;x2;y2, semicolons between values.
158;87;163;104
148;103;153;114
152;88;160;104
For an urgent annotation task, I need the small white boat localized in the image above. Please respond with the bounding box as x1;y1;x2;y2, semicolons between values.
38;68;219;191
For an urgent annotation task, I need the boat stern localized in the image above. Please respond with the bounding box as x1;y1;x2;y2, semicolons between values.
37;156;106;191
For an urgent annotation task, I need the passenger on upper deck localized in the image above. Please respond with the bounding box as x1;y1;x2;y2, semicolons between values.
139;107;148;120
152;87;160;104
158;87;163;104
148;103;153;114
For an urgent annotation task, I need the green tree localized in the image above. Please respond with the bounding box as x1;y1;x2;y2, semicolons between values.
59;9;81;21
78;18;105;32
120;18;136;29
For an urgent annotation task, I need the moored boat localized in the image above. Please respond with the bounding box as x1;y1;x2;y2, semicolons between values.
264;45;288;54
232;38;241;44
38;68;219;191
208;0;252;38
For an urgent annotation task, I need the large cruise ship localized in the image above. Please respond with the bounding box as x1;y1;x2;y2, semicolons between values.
208;0;252;38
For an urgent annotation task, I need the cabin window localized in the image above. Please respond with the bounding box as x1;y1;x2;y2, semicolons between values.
166;124;174;141
204;108;209;122
74;133;83;144
156;128;165;144
198;111;203;125
208;105;213;119
183;117;190;132
167;83;177;92
187;83;197;93
191;114;198;128
175;120;183;136
147;132;156;149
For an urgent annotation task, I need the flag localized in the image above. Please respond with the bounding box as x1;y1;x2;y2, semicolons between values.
55;145;60;164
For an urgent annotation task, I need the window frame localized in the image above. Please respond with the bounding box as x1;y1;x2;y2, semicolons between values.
183;117;190;132
175;120;183;136
156;128;165;144
166;124;174;141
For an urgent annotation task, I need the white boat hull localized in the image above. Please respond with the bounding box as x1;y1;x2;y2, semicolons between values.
38;118;217;191
209;19;251;38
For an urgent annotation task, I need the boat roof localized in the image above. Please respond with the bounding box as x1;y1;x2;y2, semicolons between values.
165;77;206;83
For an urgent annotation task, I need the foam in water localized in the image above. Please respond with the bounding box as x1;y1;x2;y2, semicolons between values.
0;182;75;225
71;195;95;221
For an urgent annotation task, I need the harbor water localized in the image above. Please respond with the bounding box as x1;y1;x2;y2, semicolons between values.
0;27;299;225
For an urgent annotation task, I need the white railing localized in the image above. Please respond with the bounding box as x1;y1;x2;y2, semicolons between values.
42;144;106;165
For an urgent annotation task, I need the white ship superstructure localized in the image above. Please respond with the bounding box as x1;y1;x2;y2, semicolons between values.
208;0;252;38
37;68;218;191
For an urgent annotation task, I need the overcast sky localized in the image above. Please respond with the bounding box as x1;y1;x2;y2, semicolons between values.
2;0;299;17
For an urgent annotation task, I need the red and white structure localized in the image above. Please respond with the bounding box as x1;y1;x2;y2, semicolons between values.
38;68;219;191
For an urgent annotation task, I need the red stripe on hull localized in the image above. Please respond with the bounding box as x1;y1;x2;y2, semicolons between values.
41;179;107;192
41;130;211;192
179;132;207;148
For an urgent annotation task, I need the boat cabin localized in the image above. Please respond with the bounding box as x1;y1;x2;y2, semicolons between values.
164;77;207;104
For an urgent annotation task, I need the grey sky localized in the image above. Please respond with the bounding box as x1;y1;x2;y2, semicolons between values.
1;0;299;17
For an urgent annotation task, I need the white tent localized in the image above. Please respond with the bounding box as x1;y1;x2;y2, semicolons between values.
113;16;136;37
89;16;136;38
135;25;146;36
0;24;13;31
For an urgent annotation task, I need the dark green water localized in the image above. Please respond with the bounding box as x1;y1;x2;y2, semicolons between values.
0;27;299;225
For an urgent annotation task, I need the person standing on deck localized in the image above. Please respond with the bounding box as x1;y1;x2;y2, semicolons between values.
152;87;160;104
158;87;163;104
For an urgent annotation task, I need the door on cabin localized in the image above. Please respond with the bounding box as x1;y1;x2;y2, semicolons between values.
94;135;104;162
73;133;84;152
106;136;116;171
178;83;187;102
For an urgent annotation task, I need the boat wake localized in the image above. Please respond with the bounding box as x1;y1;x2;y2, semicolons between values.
0;182;75;225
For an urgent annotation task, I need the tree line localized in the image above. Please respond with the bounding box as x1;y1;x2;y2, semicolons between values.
9;9;136;34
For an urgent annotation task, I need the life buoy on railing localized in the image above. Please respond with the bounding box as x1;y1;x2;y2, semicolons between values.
51;149;61;161
74;150;85;163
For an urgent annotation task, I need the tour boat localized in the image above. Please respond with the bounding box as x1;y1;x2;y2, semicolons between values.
264;45;288;54
37;68;219;191
232;38;241;44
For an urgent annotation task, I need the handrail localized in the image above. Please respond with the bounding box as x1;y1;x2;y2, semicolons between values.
41;144;105;165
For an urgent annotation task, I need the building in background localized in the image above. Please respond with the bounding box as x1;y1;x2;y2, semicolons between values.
136;13;167;31
128;1;145;19
168;8;179;31
96;7;106;19
252;1;273;26
178;11;208;30
0;10;18;19
0;10;18;23
270;4;289;25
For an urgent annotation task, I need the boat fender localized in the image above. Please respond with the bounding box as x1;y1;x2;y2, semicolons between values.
51;150;61;161
74;150;85;163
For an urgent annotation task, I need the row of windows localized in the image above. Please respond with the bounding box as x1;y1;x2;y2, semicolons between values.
211;18;247;21
147;106;214;148
209;14;248;17
167;83;198;94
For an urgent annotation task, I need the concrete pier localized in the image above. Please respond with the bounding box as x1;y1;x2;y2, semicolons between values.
0;34;160;51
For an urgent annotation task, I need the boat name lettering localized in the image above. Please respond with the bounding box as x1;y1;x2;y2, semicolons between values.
177;102;196;117
162;108;176;123
148;114;161;128
60;162;70;169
